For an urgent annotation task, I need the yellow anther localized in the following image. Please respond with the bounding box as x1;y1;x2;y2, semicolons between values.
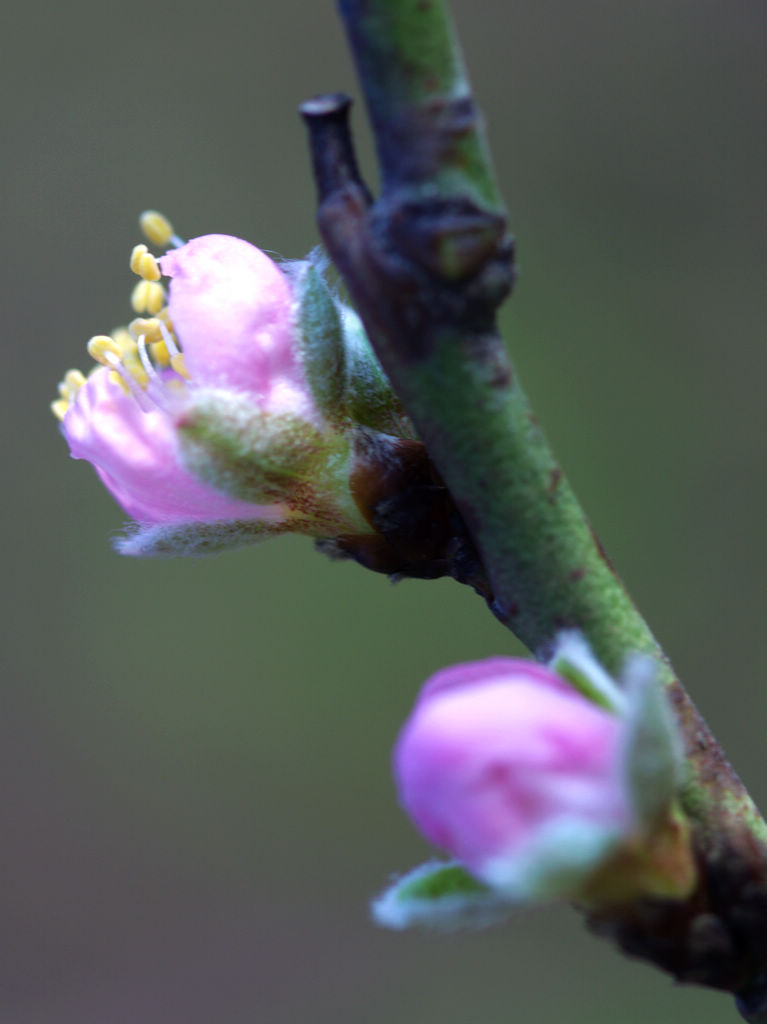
131;280;166;315
111;327;134;348
156;306;174;330
115;336;148;388
130;245;162;281
51;398;69;421
58;368;87;402
140;210;175;248
87;335;123;366
130;243;149;275
138;252;162;282
64;369;86;393
150;339;171;367
170;352;190;379
108;370;131;396
129;317;164;344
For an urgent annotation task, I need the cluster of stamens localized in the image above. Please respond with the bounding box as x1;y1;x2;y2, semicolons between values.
51;210;189;421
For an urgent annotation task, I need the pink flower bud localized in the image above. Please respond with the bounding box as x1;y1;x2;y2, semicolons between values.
394;657;633;898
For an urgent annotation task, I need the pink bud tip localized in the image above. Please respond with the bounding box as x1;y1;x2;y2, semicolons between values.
394;658;631;891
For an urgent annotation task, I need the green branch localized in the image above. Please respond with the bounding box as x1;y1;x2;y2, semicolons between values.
301;0;767;1008
340;0;501;206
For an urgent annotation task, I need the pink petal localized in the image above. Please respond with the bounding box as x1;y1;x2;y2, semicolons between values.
63;368;284;525
161;235;317;422
395;659;630;878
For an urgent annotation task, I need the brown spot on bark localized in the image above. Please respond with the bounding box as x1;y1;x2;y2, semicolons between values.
569;567;586;582
548;466;563;498
588;521;618;575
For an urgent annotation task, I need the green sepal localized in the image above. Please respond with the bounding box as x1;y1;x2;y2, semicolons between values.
620;656;683;830
294;258;348;423
341;305;415;438
114;518;286;558
176;388;329;504
372;861;513;931
549;631;626;712
480;817;623;901
293;253;414;436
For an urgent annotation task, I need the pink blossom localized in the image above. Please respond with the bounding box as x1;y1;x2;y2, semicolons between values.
57;234;319;530
394;657;633;897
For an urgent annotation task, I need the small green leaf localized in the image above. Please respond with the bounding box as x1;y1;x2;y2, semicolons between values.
342;306;415;438
114;518;286;558
549;631;626;712
295;259;347;422
621;655;682;829
372;861;513;931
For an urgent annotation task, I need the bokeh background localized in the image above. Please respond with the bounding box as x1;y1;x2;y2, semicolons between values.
3;1;766;1021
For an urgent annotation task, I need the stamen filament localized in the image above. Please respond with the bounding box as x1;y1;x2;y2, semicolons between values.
137;335;157;382
158;319;181;359
103;351;154;412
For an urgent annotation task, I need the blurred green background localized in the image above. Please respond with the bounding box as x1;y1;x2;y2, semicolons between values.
3;1;766;1020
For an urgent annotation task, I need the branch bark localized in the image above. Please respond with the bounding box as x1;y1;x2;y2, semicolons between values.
301;0;767;1010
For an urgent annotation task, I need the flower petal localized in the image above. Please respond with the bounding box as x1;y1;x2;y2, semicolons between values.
161;235;318;422
63;368;285;525
394;659;631;890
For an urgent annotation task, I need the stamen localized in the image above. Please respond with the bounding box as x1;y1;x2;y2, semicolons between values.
139;253;162;282
129;244;162;282
156;307;174;331
157;319;181;359
155;319;190;379
136;335;157;382
117;336;150;389
103;350;154;412
170;352;190;380
130;244;149;274
139;210;184;249
110;327;135;348
108;370;131;396
56;368;88;406
64;369;87;393
131;280;166;315
150;339;171;367
129;318;165;344
87;335;123;366
51;399;69;421
87;333;150;394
